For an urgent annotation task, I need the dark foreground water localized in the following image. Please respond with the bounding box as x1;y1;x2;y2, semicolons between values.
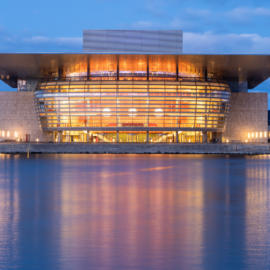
0;154;270;270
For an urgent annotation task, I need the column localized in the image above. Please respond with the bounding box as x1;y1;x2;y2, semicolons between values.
202;131;207;143
57;131;62;143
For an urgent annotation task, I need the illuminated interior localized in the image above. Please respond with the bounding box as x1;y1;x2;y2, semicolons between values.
58;55;204;80
35;78;230;143
34;55;231;143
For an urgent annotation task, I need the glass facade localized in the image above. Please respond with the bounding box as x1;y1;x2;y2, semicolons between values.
51;55;204;81
35;78;230;143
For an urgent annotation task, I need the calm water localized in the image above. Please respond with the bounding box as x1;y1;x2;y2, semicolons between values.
0;154;270;270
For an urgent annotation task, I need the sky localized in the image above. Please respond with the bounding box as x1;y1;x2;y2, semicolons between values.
1;0;270;92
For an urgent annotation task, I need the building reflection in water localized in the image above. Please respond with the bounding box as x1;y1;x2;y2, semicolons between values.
0;154;20;268
0;154;270;269
201;157;248;269
59;155;204;269
245;155;270;268
0;154;63;269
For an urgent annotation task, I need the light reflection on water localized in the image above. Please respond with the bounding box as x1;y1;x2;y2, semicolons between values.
0;154;269;270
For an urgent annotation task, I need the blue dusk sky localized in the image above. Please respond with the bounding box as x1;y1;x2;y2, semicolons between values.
1;0;270;93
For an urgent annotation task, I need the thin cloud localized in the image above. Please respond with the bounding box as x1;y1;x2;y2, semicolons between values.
228;7;270;20
184;32;270;53
55;37;82;45
23;36;82;45
185;8;211;18
132;21;154;28
145;0;167;16
169;7;270;32
0;33;82;52
24;36;50;43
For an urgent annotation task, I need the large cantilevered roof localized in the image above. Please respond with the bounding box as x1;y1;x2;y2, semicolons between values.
0;54;270;89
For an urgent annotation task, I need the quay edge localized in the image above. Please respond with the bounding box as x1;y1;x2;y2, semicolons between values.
0;143;270;155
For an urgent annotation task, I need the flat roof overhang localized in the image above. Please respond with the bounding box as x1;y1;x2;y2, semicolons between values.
0;54;270;89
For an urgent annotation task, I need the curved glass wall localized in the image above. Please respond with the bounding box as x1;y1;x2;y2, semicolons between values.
35;80;230;141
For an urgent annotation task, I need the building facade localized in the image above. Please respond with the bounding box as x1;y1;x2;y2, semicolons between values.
0;31;268;143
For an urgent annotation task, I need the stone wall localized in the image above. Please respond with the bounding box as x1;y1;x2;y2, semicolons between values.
0;91;48;142
223;92;268;143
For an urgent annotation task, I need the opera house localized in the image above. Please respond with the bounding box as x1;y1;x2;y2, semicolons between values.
0;30;268;143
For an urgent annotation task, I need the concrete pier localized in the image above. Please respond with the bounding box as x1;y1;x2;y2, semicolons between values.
0;143;270;155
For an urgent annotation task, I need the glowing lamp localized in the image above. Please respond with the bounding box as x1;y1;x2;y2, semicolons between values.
103;108;111;117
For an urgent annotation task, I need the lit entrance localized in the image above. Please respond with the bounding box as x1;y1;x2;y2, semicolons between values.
53;130;215;143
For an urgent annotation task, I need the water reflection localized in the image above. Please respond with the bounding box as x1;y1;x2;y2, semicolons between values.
0;154;269;269
245;156;270;269
58;155;204;269
0;155;19;269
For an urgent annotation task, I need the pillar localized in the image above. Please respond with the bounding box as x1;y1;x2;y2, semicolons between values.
202;131;207;143
57;131;62;143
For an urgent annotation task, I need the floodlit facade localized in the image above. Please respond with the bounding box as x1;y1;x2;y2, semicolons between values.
0;30;268;143
36;76;230;143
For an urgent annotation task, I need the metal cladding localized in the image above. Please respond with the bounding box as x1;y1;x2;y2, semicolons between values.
0;54;270;89
83;30;183;54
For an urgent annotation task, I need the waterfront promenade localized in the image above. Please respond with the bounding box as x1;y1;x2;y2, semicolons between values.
0;143;270;154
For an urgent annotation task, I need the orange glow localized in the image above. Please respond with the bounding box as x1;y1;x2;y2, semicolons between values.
37;80;230;134
90;55;117;79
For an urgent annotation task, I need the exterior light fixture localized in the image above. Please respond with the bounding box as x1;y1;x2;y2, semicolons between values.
36;138;39;143
128;108;137;117
155;108;163;117
103;108;111;117
2;131;5;137
6;131;10;137
264;131;267;138
248;133;250;139
14;131;18;138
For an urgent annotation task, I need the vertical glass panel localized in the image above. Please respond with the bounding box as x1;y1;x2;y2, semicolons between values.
178;60;203;78
119;55;147;80
63;60;87;80
149;55;176;80
90;55;117;80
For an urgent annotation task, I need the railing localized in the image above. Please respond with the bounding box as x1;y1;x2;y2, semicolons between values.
38;75;227;84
